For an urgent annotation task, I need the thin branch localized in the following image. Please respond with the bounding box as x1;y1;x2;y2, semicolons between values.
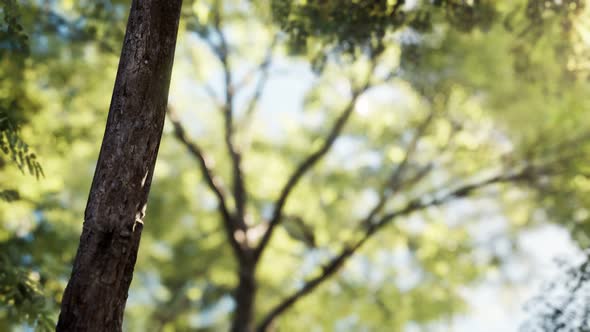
393;116;462;195
167;109;227;208
202;83;224;109
256;241;363;332
364;111;436;225
238;36;278;131
369;168;536;235
256;166;539;330
167;108;245;257
196;11;249;233
254;81;371;262
210;19;250;233
233;34;278;94
185;35;223;108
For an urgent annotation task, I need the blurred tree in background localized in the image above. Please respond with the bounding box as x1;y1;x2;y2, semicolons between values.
0;0;589;331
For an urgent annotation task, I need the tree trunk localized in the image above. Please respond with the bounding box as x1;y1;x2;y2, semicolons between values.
56;1;182;331
232;261;257;332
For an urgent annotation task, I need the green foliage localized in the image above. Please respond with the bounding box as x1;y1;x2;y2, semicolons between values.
271;0;497;54
0;0;589;331
270;0;584;55
0;112;43;180
0;251;54;332
0;0;30;56
0;1;42;185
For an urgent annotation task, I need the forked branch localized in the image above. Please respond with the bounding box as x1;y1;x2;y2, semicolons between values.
167;108;245;257
254;82;371;262
256;166;540;330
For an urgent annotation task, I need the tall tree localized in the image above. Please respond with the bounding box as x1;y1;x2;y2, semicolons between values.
56;0;182;330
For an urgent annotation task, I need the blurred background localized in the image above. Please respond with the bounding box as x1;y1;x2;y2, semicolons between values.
1;0;590;331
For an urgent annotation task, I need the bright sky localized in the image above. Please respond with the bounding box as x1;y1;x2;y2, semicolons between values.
454;224;581;332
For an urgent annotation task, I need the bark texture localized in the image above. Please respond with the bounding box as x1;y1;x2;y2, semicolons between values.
232;260;257;332
56;1;182;330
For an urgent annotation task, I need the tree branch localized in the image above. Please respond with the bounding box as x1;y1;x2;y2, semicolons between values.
202;83;224;109
368;167;536;235
364;111;436;224
167;108;245;257
254;83;370;262
233;34;278;94
256;166;540;330
212;20;249;233
185;35;223;108
370;113;464;225
255;243;359;332
238;36;278;131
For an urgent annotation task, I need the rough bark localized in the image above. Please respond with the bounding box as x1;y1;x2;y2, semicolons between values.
56;1;182;331
232;260;257;332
